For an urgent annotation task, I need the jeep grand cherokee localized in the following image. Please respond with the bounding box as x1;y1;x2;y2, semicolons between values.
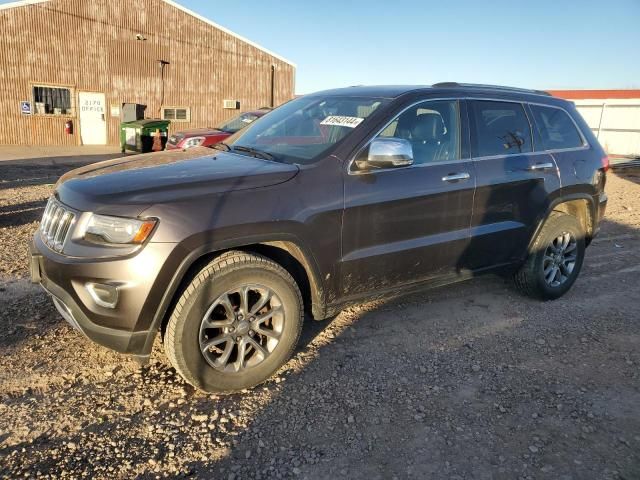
30;83;608;393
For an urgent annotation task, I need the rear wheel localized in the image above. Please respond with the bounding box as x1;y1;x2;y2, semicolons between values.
164;251;303;393
513;212;585;300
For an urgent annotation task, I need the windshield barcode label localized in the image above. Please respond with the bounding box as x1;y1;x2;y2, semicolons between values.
320;116;364;128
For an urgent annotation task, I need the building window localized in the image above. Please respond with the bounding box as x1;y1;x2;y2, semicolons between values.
162;107;190;122
33;85;74;116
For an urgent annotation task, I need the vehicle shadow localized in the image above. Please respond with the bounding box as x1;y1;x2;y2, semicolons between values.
0;199;48;228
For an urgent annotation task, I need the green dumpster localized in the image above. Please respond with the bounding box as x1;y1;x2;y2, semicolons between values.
120;119;171;153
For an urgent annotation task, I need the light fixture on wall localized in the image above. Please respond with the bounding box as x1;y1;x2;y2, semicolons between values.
136;33;147;41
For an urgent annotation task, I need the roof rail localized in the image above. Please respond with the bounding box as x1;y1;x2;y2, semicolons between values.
432;82;551;97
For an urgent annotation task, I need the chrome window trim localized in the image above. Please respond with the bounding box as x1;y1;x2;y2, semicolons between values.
348;97;464;175
347;96;592;174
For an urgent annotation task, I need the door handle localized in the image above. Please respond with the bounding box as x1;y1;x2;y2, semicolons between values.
528;162;554;171
442;172;471;182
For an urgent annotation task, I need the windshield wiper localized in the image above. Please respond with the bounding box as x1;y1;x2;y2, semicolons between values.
211;142;231;152
232;145;275;161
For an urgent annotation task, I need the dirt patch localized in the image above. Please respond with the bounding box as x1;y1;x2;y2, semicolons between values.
0;163;639;479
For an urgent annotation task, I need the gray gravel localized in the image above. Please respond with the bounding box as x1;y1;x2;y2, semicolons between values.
1;158;639;479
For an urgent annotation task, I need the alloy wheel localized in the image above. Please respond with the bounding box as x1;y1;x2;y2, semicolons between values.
199;284;284;372
542;232;578;287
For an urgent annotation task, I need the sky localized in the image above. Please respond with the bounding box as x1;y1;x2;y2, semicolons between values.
2;0;639;94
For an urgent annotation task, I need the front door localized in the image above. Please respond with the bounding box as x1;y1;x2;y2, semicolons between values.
78;92;107;145
341;99;475;297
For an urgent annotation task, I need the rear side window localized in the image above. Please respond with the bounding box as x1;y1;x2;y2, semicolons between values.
530;105;584;150
471;101;532;157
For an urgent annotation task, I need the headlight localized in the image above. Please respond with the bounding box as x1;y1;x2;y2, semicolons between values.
85;214;157;245
182;136;205;148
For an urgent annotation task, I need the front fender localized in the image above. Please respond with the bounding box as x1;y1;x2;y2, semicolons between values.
136;231;326;357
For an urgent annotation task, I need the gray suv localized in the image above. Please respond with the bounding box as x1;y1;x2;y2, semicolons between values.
30;84;608;393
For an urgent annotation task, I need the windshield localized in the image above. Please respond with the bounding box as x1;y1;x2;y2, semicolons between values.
217;112;261;134
224;96;388;164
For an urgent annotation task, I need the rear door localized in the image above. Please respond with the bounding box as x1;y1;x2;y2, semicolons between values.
467;99;560;269
341;99;476;297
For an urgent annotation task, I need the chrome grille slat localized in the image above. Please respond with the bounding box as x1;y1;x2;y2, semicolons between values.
39;198;76;253
41;200;55;234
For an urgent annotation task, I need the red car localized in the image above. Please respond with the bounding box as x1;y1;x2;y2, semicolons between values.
165;108;271;150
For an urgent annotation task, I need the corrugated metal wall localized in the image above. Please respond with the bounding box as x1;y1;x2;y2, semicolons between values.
0;0;296;146
574;99;640;157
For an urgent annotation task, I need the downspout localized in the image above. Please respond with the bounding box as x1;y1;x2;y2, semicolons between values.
596;102;607;140
270;65;276;108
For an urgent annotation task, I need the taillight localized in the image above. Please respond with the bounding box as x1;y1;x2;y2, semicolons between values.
601;155;610;172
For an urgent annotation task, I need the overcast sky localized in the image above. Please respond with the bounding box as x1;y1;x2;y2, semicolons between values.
3;0;639;94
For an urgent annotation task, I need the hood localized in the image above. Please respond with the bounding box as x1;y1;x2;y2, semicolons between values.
56;147;299;215
174;128;226;138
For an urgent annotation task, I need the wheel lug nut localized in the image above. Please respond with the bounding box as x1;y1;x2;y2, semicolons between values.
236;336;241;343
249;330;254;336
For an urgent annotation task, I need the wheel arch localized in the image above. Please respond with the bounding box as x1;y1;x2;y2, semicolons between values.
528;194;596;252
140;236;327;356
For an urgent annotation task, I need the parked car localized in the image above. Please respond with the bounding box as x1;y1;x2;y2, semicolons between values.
165;108;271;150
31;83;608;393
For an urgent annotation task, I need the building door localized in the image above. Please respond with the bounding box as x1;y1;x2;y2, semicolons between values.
78;92;107;145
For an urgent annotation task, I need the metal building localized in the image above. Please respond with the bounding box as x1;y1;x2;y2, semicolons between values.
548;90;640;158
0;0;296;146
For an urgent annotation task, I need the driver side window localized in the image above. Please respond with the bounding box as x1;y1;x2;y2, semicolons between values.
378;100;461;164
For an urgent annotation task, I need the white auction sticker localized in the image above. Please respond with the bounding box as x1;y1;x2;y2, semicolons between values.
320;115;364;128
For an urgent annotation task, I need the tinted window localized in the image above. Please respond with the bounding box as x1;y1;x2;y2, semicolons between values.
472;101;532;157
378;100;461;164
530;105;584;150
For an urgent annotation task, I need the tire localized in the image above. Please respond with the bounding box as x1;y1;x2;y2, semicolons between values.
513;212;585;300
164;250;303;393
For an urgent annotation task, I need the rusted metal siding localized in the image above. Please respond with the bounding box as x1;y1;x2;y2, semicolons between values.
0;0;295;146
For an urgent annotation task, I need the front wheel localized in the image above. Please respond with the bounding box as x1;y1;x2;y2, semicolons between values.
513;212;586;300
164;251;303;393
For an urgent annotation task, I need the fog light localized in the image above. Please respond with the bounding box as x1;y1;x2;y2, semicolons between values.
86;282;119;308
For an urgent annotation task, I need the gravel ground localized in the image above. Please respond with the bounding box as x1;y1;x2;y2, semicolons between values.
1;157;639;480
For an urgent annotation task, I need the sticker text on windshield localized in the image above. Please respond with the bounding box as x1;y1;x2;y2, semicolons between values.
320;116;364;128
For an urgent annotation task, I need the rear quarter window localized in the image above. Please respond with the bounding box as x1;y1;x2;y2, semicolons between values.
530;105;584;151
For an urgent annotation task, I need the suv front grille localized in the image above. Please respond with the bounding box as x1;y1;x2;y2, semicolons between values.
40;197;76;253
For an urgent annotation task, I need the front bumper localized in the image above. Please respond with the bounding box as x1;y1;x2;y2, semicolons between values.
30;234;177;356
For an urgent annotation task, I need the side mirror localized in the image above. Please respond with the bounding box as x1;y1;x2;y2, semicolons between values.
355;138;414;171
